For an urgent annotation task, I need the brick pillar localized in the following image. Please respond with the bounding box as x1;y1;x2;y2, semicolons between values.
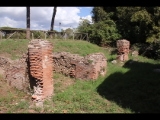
117;39;130;62
28;39;53;106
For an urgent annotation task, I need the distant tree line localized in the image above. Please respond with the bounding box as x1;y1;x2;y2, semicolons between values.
77;7;160;59
77;7;160;45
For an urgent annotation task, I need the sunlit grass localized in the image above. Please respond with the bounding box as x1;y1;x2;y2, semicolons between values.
0;39;160;113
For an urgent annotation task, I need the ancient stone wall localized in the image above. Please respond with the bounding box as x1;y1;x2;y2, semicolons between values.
28;39;53;104
0;55;29;92
0;57;10;76
117;39;130;62
53;52;107;80
1;39;107;106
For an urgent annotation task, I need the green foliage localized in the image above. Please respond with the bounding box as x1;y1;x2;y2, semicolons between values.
94;7;160;44
89;20;121;45
131;10;152;24
77;19;121;45
78;19;92;33
151;41;160;60
131;41;160;60
143;41;160;60
146;34;157;43
65;28;73;35
92;7;110;23
61;28;73;39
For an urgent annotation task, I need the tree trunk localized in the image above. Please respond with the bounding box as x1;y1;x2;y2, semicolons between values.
50;7;57;38
26;7;30;39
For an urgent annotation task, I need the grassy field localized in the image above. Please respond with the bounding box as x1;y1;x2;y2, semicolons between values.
0;39;160;113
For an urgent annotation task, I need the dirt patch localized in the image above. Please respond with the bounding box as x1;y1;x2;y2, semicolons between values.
0;53;12;60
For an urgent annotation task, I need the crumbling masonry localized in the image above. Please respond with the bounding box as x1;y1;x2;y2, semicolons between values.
117;39;130;62
53;52;107;80
1;55;29;92
0;39;107;106
28;39;53;104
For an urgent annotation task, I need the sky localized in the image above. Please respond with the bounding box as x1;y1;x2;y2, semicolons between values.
0;7;93;31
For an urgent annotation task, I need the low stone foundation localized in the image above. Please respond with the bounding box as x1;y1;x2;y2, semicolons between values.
53;52;107;80
0;51;107;92
0;52;107;92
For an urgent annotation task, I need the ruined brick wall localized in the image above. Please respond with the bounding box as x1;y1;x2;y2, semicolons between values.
53;52;107;80
85;53;107;79
28;39;53;103
0;57;11;69
1;39;107;105
117;39;130;62
0;57;11;76
0;55;30;92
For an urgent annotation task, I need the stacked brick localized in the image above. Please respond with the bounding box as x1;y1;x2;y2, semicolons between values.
53;52;107;80
28;39;53;104
117;39;130;62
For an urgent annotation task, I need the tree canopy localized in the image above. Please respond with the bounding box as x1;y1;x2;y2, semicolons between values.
77;7;160;46
77;17;121;45
101;7;160;44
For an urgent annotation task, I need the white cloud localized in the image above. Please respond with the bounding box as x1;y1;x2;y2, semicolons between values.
0;16;25;28
0;7;92;31
81;15;92;23
55;7;80;27
0;7;25;16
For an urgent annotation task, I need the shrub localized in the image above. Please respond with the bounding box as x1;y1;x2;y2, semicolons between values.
133;41;160;60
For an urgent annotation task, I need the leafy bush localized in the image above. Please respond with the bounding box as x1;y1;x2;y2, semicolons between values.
77;19;121;46
132;41;160;60
149;41;160;60
89;20;121;45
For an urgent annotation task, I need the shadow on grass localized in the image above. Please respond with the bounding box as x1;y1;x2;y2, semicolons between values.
97;60;160;113
110;49;117;56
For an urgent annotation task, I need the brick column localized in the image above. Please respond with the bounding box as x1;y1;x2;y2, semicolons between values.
28;39;53;106
117;39;130;62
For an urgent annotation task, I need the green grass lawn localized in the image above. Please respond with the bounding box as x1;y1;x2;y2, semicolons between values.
0;39;160;113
